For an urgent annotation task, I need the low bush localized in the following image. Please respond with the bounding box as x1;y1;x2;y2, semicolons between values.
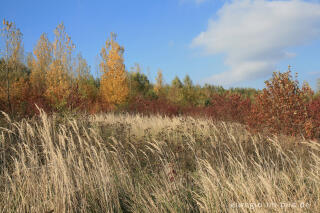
248;71;318;139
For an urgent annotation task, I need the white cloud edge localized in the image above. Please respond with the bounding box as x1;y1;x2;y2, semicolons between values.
192;0;320;86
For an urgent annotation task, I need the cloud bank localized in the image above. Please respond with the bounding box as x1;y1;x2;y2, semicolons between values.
192;0;320;86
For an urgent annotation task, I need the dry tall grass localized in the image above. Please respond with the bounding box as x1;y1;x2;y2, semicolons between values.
0;110;319;212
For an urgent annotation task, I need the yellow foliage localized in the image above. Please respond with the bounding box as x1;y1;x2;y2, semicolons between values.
45;60;71;109
30;33;52;95
0;83;6;103
74;53;97;101
52;23;75;76
1;19;24;113
100;33;128;108
11;77;29;102
0;77;29;112
44;23;74;110
154;69;164;96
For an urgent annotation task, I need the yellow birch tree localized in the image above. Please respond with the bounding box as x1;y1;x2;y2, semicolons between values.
0;19;24;113
30;33;52;97
100;33;128;109
154;69;164;97
75;53;98;102
45;23;75;110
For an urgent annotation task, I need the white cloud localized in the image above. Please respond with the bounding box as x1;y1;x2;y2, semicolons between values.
192;0;320;86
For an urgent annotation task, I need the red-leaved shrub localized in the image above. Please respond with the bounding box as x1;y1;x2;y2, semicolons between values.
205;92;251;124
128;96;180;117
247;71;318;139
307;96;320;139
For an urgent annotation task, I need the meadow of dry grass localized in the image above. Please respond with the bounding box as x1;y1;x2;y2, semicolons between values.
0;110;319;212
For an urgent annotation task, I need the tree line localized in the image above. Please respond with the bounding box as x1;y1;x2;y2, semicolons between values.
0;20;258;114
0;19;319;139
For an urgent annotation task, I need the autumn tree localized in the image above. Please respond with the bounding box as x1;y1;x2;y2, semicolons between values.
168;76;183;104
100;33;128;109
248;69;315;138
0;19;25;114
182;75;196;106
75;53;91;87
128;63;152;98
73;53;98;106
30;33;52;97
171;76;183;88
154;69;165;97
45;23;75;110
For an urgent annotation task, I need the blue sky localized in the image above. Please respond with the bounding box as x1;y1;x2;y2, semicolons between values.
1;0;320;90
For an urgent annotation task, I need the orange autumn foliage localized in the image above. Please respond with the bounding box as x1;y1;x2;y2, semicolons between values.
248;70;316;139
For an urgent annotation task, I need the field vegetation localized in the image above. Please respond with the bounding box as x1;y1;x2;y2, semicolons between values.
0;110;319;212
